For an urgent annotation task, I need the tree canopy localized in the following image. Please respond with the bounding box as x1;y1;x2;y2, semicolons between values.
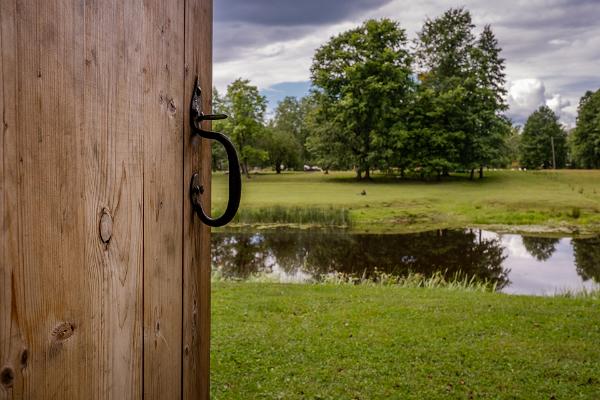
214;79;268;178
210;7;599;178
310;18;414;179
520;106;567;169
572;89;600;168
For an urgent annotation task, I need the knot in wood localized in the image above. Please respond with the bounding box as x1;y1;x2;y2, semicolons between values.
0;367;14;388
52;322;75;341
100;208;113;244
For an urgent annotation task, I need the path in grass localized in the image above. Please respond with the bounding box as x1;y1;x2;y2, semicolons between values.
212;170;600;233
211;282;600;399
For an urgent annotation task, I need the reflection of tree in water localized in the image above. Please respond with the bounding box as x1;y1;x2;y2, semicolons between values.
572;236;600;283
212;229;509;288
212;233;270;279
521;236;560;261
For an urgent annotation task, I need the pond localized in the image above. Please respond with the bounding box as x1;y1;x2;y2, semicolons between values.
212;229;600;296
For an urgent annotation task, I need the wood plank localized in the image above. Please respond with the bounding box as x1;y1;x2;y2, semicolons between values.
82;0;145;397
141;0;185;398
1;0;147;398
183;0;213;398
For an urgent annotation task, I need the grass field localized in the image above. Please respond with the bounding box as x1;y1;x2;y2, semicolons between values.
212;170;600;233
211;282;600;399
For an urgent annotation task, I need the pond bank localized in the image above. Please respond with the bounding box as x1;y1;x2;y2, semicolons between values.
211;282;600;399
212;170;600;235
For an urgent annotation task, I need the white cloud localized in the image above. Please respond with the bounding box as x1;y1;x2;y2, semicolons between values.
507;79;546;118
215;0;600;126
506;79;575;127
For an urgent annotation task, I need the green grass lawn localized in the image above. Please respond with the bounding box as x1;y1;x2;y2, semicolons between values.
211;282;600;399
212;170;600;233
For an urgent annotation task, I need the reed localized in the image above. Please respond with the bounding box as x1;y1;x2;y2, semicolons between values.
214;205;351;227
212;269;497;292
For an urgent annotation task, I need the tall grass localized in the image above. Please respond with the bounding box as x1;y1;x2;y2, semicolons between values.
215;205;351;227
212;269;498;293
321;269;498;292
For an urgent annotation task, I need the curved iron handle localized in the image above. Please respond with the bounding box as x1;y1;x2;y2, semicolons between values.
190;78;241;227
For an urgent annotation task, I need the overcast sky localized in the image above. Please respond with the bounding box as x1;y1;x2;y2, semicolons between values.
214;0;600;127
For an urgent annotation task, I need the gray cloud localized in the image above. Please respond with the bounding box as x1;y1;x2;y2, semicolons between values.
214;0;600;125
215;0;392;26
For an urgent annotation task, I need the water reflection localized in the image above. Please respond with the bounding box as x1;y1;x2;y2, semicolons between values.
212;229;600;295
521;237;559;261
573;236;600;282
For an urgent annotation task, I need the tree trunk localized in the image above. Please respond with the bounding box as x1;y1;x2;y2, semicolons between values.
479;166;484;179
470;169;475;180
364;167;370;180
400;168;405;178
242;160;251;179
356;169;362;180
275;162;281;174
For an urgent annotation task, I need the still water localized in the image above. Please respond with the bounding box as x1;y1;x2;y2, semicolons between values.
212;229;600;295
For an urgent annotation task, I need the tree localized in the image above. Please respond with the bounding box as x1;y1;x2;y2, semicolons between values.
520;105;567;169
214;78;268;178
270;96;312;164
502;126;522;168
414;8;509;179
264;125;301;173
572;89;600;168
469;25;511;177
305;93;351;173
310;18;414;179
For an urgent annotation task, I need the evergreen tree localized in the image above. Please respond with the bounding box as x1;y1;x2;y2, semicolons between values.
414;8;509;178
520;106;567;169
572;89;600;168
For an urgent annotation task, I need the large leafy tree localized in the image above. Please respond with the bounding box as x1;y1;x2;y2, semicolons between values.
520;106;567;169
305;93;351;173
414;8;509;179
214;79;268;178
572;89;600;168
310;18;414;179
268;96;312;168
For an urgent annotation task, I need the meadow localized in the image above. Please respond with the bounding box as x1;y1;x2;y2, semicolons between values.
211;282;600;399
212;169;600;234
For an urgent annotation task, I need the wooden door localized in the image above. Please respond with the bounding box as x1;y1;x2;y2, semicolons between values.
1;0;213;398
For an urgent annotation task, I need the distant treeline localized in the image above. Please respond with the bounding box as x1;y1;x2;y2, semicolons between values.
212;8;600;179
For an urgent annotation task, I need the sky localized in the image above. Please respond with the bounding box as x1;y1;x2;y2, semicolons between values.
214;0;600;127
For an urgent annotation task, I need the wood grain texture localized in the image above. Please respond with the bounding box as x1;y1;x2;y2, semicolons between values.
183;0;213;398
0;0;183;398
1;0;211;398
141;0;185;398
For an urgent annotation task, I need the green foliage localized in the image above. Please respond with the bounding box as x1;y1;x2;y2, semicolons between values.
502;126;522;167
520;106;568;169
310;18;414;179
572;89;600;168
263;96;308;173
413;8;510;178
212;282;600;399
263;127;301;173
214;79;269;177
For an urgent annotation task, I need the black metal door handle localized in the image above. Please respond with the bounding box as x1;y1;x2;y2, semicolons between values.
189;77;241;227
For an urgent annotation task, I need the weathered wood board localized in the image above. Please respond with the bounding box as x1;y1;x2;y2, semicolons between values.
0;0;213;398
